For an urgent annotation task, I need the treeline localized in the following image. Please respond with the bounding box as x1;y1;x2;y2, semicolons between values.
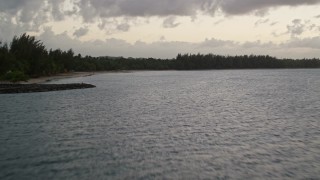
175;53;320;69
1;33;320;81
0;34;173;81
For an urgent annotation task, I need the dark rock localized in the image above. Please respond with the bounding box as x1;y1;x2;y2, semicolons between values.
0;83;96;94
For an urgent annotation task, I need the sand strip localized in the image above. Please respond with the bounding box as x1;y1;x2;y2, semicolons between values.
24;72;95;84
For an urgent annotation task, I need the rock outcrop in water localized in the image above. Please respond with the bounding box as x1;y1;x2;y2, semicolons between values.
0;83;96;94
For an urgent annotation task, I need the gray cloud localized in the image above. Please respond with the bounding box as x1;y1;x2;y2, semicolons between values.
0;0;319;33
0;19;25;42
287;19;305;37
0;0;70;39
97;18;135;33
255;19;269;27
270;22;278;26
214;19;224;25
1;0;320;59
75;0;219;19
160;36;166;41
309;24;316;31
0;0;47;27
285;36;320;49
73;27;89;37
117;23;130;32
199;38;236;48
241;40;274;49
0;0;34;14
0;0;62;22
72;0;320;21
1;0;320;24
37;28;320;59
220;0;320;15
51;0;70;21
163;16;180;28
74;0;320;20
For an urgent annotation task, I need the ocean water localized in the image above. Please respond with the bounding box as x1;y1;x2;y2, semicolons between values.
0;69;319;179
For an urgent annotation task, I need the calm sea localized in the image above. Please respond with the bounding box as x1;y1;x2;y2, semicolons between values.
1;70;319;179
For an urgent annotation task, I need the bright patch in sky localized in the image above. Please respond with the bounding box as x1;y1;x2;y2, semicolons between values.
0;0;320;58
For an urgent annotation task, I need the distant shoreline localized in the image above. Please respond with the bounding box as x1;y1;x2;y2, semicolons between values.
1;68;319;85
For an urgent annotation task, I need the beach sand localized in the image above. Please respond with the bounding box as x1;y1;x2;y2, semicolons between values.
1;70;135;84
24;72;95;84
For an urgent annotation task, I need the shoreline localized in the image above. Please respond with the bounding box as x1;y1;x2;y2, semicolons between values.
0;70;135;84
4;68;317;84
0;72;99;94
0;83;96;94
25;70;139;84
24;72;96;84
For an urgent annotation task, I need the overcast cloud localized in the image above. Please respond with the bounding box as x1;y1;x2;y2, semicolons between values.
220;0;320;15
0;0;320;59
73;27;89;37
163;16;180;28
71;0;320;21
2;0;320;20
37;28;320;59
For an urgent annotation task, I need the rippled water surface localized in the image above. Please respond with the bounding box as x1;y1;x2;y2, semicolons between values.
1;70;320;179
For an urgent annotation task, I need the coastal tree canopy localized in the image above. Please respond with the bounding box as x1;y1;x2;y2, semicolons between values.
0;33;320;82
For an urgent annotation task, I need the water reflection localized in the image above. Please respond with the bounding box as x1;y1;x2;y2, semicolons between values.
1;69;320;179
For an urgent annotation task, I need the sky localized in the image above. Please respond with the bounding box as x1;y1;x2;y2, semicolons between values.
0;0;320;59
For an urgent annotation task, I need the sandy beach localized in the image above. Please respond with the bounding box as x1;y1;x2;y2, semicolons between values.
1;70;135;84
24;72;95;84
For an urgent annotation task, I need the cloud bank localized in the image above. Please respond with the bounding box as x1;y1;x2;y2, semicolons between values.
38;28;320;59
73;0;320;19
2;0;320;21
73;27;89;37
1;0;319;33
220;0;320;15
1;0;320;59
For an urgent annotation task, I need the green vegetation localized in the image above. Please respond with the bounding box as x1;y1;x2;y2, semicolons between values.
175;53;320;69
0;70;29;83
1;33;320;82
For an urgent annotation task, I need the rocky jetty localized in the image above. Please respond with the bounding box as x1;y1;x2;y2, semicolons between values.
0;83;96;94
